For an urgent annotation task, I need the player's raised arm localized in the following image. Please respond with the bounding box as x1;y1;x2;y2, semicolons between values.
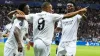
15;14;26;19
63;8;87;19
8;10;25;18
16;14;34;23
8;10;17;19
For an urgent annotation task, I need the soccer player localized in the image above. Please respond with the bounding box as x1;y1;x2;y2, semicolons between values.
16;2;87;56
4;3;30;56
2;23;12;37
55;29;62;55
56;2;87;56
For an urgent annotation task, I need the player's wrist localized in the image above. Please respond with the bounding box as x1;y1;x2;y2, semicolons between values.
18;42;22;45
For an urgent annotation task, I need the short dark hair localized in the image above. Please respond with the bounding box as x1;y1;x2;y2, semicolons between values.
41;2;51;9
18;3;27;12
67;1;76;7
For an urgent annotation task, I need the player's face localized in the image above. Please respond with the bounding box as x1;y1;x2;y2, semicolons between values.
47;4;53;13
66;3;75;12
23;5;30;15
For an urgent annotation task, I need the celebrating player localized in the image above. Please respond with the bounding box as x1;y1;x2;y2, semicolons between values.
56;1;87;56
4;3;30;56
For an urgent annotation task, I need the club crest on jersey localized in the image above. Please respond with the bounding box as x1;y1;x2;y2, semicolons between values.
19;21;23;26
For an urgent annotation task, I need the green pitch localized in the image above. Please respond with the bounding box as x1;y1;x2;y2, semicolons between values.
0;43;100;56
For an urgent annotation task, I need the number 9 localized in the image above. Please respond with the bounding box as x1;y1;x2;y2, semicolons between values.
38;18;45;30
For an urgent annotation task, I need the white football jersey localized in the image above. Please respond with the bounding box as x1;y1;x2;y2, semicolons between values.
57;14;82;42
2;23;12;35
5;19;28;48
5;23;12;31
25;11;64;45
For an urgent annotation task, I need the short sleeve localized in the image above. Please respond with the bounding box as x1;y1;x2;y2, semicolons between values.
76;14;82;20
57;20;62;28
26;22;28;33
51;13;64;21
25;14;34;23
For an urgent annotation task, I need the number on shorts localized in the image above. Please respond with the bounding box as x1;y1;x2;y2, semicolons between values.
38;18;45;30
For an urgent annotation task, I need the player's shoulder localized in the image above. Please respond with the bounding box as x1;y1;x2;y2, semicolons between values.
13;19;20;23
74;14;82;19
37;11;52;15
29;13;36;15
75;14;82;17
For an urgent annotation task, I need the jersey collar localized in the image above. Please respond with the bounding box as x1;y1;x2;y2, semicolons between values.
41;11;48;13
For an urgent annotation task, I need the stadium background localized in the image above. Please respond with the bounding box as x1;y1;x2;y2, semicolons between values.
0;0;100;56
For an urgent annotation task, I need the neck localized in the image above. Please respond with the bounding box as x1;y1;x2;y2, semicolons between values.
42;8;49;12
43;10;48;12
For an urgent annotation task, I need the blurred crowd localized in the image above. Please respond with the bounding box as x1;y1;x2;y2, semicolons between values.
0;5;14;31
0;0;100;41
23;0;100;4
78;8;100;41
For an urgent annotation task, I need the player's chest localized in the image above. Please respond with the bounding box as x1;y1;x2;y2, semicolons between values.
20;26;27;31
62;18;76;26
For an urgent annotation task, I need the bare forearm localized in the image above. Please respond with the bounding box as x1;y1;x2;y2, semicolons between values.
14;27;21;44
63;8;87;19
16;14;25;19
63;10;80;19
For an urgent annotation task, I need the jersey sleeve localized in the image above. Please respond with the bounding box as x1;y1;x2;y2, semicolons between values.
26;22;29;34
57;20;62;28
25;14;34;23
76;14;82;22
76;14;82;20
51;13;64;21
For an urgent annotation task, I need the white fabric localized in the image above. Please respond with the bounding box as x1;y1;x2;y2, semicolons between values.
4;46;16;56
57;14;82;56
5;19;28;49
5;23;12;31
4;46;25;56
25;11;64;45
57;41;76;56
57;14;82;42
26;38;30;43
2;23;12;37
34;39;50;56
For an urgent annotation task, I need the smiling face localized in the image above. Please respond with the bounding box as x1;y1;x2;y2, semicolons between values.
18;3;30;15
42;2;54;13
66;3;75;12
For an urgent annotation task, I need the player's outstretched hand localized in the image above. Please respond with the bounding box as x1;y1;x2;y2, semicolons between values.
18;43;23;52
79;8;87;13
29;41;34;47
26;42;30;50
